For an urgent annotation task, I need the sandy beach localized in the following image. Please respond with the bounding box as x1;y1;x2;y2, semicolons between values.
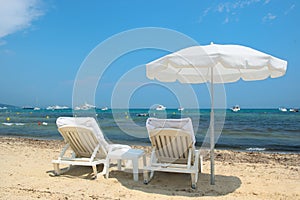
0;136;299;200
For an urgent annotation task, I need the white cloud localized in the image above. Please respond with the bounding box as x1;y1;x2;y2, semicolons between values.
198;7;211;23
200;0;282;24
203;7;211;16
216;0;262;13
284;4;295;15
262;13;276;22
217;3;226;13
201;0;265;24
0;0;44;38
223;16;229;24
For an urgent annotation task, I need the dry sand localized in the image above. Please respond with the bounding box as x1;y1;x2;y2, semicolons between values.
0;136;299;200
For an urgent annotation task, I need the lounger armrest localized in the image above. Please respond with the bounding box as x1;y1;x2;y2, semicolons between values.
194;149;201;172
90;144;101;162
194;149;200;159
107;144;131;153
150;147;157;164
187;148;192;169
58;143;70;160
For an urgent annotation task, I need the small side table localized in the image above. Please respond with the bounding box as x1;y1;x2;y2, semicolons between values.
107;148;146;181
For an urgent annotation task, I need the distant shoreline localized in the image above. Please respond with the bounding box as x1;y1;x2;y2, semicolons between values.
1;135;299;155
1;136;300;163
1;104;299;110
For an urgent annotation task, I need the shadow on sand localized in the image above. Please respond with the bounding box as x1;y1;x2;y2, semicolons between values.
110;170;241;197
48;165;241;197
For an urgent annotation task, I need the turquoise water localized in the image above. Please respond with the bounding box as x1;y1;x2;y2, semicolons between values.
0;108;299;153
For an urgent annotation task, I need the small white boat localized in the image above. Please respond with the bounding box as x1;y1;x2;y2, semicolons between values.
231;105;240;112
156;105;166;111
34;107;41;110
136;113;148;117
178;107;184;111
2;123;13;126
74;103;96;110
279;107;287;112
46;105;69;110
289;108;299;112
15;123;25;126
101;107;108;111
22;106;34;110
0;106;7;110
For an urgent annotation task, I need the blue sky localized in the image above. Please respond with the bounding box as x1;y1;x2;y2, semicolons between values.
0;0;299;109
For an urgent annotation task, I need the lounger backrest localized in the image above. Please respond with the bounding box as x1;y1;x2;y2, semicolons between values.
148;128;194;164
56;117;110;152
146;118;196;164
58;125;106;158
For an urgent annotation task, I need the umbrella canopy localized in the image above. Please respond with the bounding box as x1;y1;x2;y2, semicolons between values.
147;43;287;84
146;43;287;184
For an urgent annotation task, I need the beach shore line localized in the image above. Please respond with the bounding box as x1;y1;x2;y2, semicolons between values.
0;136;299;199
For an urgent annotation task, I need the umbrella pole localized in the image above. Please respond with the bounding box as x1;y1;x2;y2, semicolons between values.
210;67;215;185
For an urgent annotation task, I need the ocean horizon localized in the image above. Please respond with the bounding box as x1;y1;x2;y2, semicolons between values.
0;107;299;153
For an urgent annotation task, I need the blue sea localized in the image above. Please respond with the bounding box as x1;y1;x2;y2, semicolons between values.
0;108;299;153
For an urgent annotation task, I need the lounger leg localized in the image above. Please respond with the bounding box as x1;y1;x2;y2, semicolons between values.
103;161;109;179
132;158;139;181
143;170;149;184
199;155;203;173
92;165;98;179
117;159;122;171
149;171;154;180
191;173;197;189
53;163;71;176
142;154;146;168
53;163;61;175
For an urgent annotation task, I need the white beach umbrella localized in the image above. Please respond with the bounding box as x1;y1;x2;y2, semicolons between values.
146;43;287;184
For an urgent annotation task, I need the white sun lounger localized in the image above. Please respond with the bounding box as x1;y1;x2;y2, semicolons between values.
144;118;203;189
52;117;131;179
